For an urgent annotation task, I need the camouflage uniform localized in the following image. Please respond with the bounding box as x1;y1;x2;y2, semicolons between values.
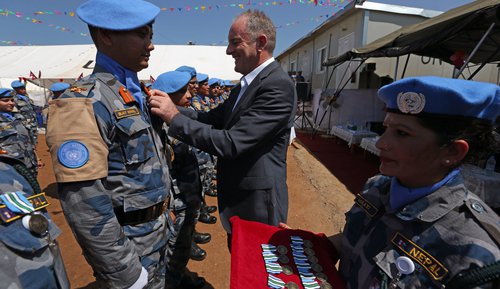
0;155;70;289
46;68;171;289
190;95;210;112
165;137;203;288
190;95;203;112
208;97;218;110
0;112;38;176
221;90;230;101
14;94;38;145
340;174;500;289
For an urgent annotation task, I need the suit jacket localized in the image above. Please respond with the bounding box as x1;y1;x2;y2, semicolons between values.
169;60;297;233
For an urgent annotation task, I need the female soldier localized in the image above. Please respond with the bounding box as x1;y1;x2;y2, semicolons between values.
337;76;500;289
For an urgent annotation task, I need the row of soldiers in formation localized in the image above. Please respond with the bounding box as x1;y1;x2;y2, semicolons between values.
0;66;234;289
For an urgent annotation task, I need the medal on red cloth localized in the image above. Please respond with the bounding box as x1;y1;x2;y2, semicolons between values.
230;217;346;289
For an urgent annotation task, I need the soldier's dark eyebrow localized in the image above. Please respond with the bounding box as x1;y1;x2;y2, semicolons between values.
383;120;414;132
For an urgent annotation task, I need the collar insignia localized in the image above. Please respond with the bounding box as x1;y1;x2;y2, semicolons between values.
70;86;87;93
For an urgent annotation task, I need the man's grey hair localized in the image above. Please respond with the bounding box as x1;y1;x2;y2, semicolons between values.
238;10;276;54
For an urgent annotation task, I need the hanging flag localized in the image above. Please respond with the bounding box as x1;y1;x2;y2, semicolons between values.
314;0;319;5
77;72;84;81
29;71;37;80
149;75;155;84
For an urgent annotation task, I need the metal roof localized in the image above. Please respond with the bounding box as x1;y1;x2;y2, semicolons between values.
323;0;500;66
276;0;441;58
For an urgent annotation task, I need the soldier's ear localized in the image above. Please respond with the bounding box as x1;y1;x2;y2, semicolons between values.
441;139;469;167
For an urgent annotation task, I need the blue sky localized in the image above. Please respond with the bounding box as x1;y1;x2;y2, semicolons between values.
1;0;472;54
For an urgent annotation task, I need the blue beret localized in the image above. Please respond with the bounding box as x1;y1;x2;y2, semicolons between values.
152;71;191;94
175;66;197;78
11;80;25;89
378;76;500;123
50;82;70;92
208;78;220;87
77;0;160;31
0;88;14;98
224;80;235;87
196;73;209;83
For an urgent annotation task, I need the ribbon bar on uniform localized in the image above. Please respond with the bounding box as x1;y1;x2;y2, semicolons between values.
0;192;50;223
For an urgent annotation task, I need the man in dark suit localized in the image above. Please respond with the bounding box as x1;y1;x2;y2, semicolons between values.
149;10;297;244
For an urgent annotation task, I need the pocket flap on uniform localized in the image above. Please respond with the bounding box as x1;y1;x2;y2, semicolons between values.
115;116;150;136
123;187;168;212
0;126;17;138
0;220;49;252
236;177;273;190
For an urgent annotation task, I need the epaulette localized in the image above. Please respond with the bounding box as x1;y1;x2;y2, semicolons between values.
362;174;390;192
63;75;96;99
464;194;500;245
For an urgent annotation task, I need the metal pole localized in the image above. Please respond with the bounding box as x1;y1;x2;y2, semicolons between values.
468;45;500;80
497;65;500;85
454;22;496;78
393;56;400;81
401;54;410;79
322;34;333;90
312;60;365;138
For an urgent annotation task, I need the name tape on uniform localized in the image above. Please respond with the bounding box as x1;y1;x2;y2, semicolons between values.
391;232;448;280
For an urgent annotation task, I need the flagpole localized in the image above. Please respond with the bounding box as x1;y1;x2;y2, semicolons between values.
42;78;48;106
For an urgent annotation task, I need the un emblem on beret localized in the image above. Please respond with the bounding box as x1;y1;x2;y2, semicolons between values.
397;92;425;114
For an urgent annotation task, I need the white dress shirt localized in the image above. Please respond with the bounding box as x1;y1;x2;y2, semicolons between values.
232;57;275;111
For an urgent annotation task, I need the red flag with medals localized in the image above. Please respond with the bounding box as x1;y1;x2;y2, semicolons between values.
229;216;346;289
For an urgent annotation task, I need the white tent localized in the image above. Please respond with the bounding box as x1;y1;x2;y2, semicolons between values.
0;44;240;106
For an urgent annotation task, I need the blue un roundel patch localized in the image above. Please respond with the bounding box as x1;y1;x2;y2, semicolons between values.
57;140;89;168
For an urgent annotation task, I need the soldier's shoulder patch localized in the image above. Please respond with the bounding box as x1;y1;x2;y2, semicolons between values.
57;140;89;169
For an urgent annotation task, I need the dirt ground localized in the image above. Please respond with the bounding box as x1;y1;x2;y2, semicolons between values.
37;134;355;289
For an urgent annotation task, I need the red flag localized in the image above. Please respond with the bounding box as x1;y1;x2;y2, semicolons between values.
77;72;84;81
149;75;155;84
29;71;37;80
